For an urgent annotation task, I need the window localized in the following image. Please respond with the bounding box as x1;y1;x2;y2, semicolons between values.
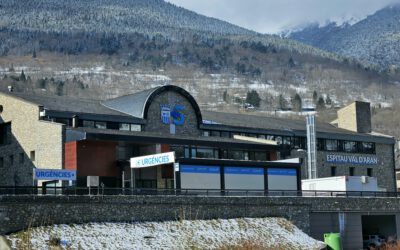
317;139;325;150
361;142;375;154
343;141;357;153
83;120;95;128
119;123;130;131
221;131;230;138
202;131;210;137
195;148;215;159
326;140;337;151
210;131;220;137
94;121;107;129
0;122;11;145
331;166;337;176
19;153;24;164
9;155;13;166
367;168;373;177
349;167;355;176
130;124;141;132
0;157;3;168
30;151;35;161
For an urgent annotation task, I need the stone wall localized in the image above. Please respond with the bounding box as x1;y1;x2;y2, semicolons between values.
2;195;400;235
143;91;201;136
0;93;65;186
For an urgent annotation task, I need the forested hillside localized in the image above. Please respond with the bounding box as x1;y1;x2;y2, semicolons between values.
288;4;400;71
0;0;400;139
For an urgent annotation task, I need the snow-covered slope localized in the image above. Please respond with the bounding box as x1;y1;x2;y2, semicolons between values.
6;218;325;250
288;4;400;68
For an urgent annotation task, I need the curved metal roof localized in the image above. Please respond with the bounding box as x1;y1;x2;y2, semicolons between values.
101;85;203;125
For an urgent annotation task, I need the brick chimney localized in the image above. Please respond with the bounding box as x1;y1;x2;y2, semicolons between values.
336;101;371;133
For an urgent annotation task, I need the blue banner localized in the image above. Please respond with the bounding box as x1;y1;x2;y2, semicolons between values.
224;167;264;175
267;168;297;176
180;165;220;174
34;169;77;181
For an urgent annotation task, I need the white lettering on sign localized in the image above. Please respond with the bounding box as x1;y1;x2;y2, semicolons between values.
34;169;77;181
130;152;175;168
326;154;378;165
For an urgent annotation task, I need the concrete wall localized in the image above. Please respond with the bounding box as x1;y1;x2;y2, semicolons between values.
0;93;64;186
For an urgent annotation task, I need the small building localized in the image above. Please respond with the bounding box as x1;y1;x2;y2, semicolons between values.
0;85;396;191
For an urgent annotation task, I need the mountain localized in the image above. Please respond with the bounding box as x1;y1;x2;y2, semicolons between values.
288;4;400;70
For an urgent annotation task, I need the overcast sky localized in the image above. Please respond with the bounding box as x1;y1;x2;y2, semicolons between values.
166;0;400;34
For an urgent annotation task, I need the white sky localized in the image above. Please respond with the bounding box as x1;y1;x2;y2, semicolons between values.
166;0;400;34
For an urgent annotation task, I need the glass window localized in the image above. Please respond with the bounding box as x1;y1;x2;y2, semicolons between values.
119;123;130;131
275;136;282;144
221;131;230;138
227;150;245;160
107;122;119;130
254;151;267;161
30;151;35;161
344;141;357;153
203;131;210;137
184;147;190;158
349;167;355;176
361;142;375;154
326;140;337;151
0;122;11;145
317;139;325;150
95;121;107;129
130;124;141;131
331;166;336;176
196;148;215;159
258;134;266;139
367;168;373;177
9;155;13;166
83;120;95;128
283;137;292;145
210;131;221;137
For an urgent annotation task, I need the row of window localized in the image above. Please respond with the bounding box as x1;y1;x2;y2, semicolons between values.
0;151;35;168
202;130;376;154
318;139;375;154
330;166;373;177
172;146;270;161
49;118;142;132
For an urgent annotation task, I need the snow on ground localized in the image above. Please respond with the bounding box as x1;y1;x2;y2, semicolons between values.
7;218;325;250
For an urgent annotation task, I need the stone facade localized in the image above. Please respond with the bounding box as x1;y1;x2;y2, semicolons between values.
143;91;201;136
0;93;65;186
291;142;396;191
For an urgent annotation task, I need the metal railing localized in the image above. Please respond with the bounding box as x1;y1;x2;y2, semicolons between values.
0;186;399;198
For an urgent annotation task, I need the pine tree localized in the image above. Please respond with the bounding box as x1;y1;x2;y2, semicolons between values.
292;93;302;112
246;90;261;107
312;90;318;104
316;97;325;110
19;70;26;81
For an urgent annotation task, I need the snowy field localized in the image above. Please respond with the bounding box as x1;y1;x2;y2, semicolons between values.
7;217;325;250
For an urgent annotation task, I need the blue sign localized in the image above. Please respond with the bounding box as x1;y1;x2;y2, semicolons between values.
160;105;171;124
267;168;297;176
225;167;264;175
326;154;378;165
34;169;77;181
180;165;220;174
160;104;185;125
